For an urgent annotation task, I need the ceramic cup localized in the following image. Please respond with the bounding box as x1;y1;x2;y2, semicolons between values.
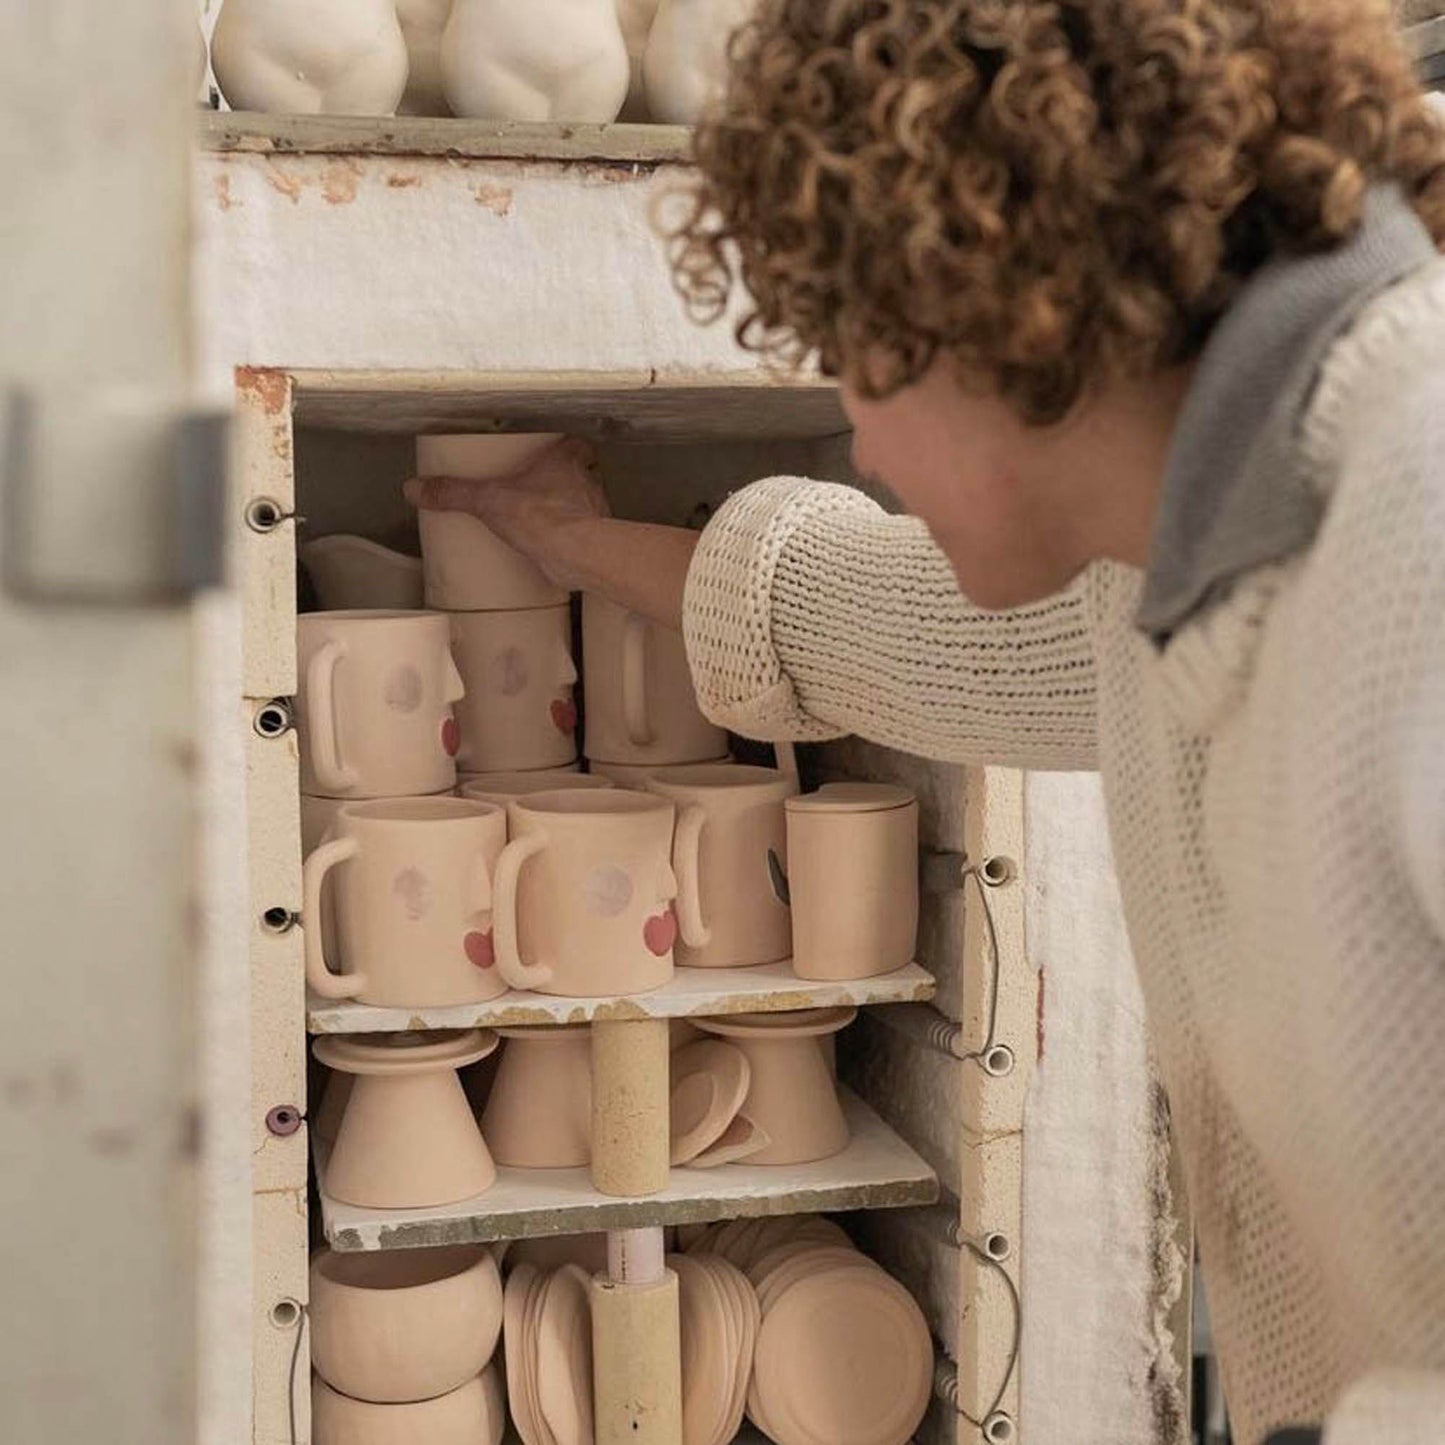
297;610;463;800
312;1362;507;1445
492;788;678;996
581;593;727;766
314;1030;500;1208
303;797;508;1005
696;1008;855;1165
480;1024;592;1167
784;783;920;981
459;769;612;808
300;535;424;611
644;762;797;969
309;1244;503;1402
448;605;579;772
416;435;567;610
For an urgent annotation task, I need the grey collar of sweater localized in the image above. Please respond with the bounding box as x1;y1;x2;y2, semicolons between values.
1137;186;1437;643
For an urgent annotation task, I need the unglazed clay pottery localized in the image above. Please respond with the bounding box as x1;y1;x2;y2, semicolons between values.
506;1233;609;1275
212;0;409;115
582;594;727;767
312;1068;353;1149
685;1111;769;1169
672;1253;733;1445
481;1025;592;1168
312;1363;507;1445
504;1264;546;1444
303;798;508;1005
588;756;730;787
397;0;454;114
645;763;796;968
440;0;629;121
415;436;567;610
309;1244;502;1402
669;1040;749;1165
449;606;579;773
695;1008;854;1165
616;0;662;119
296;611;463;800
314;1031;499;1208
643;0;755;124
536;1264;595;1445
300;536;424;612
461;769;612;809
492;789;678;996
784;783;919;981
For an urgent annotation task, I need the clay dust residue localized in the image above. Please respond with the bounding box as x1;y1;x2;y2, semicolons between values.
472;181;514;216
211;172;237;211
262;160;305;204
321;158;362;205
235;367;290;417
386;171;423;189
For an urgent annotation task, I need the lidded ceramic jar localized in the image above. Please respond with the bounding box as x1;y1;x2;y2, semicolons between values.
784;783;919;981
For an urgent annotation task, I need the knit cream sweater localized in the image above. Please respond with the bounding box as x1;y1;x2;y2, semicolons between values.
682;263;1445;1445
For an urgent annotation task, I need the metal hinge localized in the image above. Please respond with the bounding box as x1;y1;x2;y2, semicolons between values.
2;386;228;604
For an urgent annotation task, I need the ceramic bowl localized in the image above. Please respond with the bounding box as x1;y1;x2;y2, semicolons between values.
311;1362;507;1445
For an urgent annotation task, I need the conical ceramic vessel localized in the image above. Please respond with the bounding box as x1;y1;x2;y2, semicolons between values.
314;1031;499;1208
480;1025;593;1167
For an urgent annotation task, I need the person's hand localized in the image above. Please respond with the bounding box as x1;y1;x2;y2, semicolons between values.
403;437;610;591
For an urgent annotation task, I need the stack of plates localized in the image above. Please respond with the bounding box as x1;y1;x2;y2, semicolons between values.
682;1215;853;1271
670;1252;758;1445
669;1040;769;1168
503;1263;595;1445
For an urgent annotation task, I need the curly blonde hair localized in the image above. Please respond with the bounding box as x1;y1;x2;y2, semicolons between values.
662;0;1445;422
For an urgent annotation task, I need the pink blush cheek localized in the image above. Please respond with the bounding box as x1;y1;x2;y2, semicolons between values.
463;930;495;969
441;715;461;757
643;908;677;957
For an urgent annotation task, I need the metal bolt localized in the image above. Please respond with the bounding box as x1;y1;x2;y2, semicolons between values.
265;1105;302;1138
984;1411;1015;1442
253;698;293;738
982;1044;1015;1077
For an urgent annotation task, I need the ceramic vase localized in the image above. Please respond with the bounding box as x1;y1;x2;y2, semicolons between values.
784;783;919;980
312;1364;507;1445
212;0;409;115
300;536;424;611
582;594;727;767
296;611;463;800
642;0;755;124
695;1008;854;1164
314;1031;500;1208
480;1025;592;1167
415;436;567;610
439;0;630;121
309;1244;503;1402
492;788;678;996
448;606;579;772
396;0;455;115
645;762;796;968
302;797;508;1006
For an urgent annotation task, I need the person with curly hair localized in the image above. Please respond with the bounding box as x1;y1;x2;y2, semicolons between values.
409;3;1445;1440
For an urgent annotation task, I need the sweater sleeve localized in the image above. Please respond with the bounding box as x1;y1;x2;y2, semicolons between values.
681;476;1100;770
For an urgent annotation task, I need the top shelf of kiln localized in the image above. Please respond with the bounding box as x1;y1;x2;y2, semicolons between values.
307;961;935;1035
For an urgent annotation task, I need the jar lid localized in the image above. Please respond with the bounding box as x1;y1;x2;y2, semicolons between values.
785;782;916;814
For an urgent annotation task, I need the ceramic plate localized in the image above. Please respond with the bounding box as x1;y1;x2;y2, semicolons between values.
705;1254;758;1445
673;1255;731;1445
669;1041;750;1165
686;1112;771;1169
696;1005;857;1042
504;1264;540;1445
536;1264;594;1445
752;1264;933;1445
521;1265;554;1445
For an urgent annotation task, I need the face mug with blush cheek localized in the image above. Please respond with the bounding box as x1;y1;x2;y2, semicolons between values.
296;610;464;799
491;788;679;997
302;797;508;1007
448;605;578;773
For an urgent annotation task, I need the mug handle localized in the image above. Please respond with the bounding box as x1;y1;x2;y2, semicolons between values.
302;836;367;999
491;832;553;990
306;640;359;794
673;804;712;948
622;613;653;746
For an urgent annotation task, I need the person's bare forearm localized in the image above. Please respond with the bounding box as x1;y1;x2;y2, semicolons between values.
552;517;698;631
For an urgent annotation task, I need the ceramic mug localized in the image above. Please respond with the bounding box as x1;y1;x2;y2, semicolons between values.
784;783;919;980
588;756;731;787
297;610;464;799
581;593;726;766
491;788;678;996
448;605;579;772
459;769;612;808
644;763;797;969
416;434;568;610
299;535;424;611
303;797;508;1005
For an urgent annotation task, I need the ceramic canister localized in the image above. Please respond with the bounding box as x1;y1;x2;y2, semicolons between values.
415;435;567;610
302;797;507;1006
296;610;463;800
581;593;727;767
309;1244;503;1403
448;605;579;772
644;763;797;969
784;783;919;981
491;788;678;996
